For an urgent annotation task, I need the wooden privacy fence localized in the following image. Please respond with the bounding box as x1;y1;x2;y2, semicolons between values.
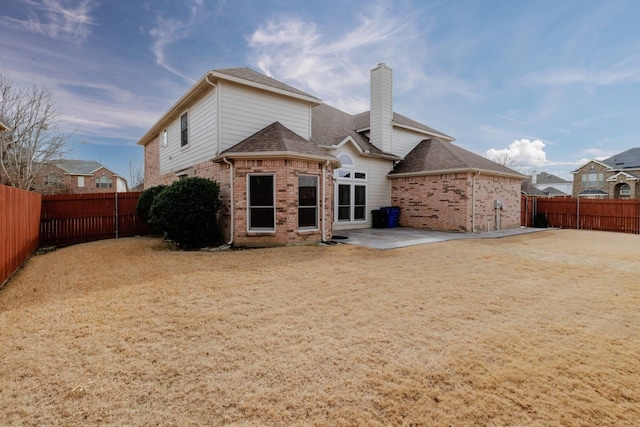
521;196;640;234
1;185;42;287
40;192;150;246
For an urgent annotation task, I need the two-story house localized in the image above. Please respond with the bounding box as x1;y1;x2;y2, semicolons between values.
33;160;128;195
572;148;640;199
138;64;524;247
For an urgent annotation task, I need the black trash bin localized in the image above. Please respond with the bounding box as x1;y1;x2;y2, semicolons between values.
371;209;388;228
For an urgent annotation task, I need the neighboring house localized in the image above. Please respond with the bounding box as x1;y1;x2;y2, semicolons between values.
33;160;128;195
521;180;548;197
531;172;571;196
572;148;640;198
138;64;524;247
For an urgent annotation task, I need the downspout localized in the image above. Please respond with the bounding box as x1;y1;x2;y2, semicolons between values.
207;75;232;245
472;171;481;233
322;160;330;242
204;75;220;154
222;157;234;246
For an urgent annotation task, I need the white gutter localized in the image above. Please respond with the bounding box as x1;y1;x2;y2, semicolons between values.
222;157;234;246
204;76;220;155
388;167;525;180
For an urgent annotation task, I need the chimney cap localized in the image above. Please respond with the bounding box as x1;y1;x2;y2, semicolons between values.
377;62;386;67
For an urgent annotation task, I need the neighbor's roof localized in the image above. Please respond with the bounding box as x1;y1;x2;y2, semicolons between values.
535;172;571;184
213;121;339;165
389;138;525;179
541;187;568;196
521;181;548;196
51;159;110;175
601;147;640;169
353;110;454;141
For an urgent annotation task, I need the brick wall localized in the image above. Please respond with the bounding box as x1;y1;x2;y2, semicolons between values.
144;135;161;188
193;157;333;247
390;172;521;232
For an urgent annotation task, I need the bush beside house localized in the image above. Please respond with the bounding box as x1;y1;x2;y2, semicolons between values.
148;178;221;249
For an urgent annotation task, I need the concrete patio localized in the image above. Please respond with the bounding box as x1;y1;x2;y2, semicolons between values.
333;227;548;250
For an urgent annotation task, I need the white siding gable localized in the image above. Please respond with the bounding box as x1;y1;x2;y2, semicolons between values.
219;81;312;151
392;126;430;159
159;87;218;175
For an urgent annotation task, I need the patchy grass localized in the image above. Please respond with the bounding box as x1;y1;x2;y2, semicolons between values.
1;229;639;426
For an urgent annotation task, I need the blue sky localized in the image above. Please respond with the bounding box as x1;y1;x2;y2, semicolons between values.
1;0;639;183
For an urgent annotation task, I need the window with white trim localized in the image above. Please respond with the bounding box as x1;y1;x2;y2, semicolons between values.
298;175;318;229
335;153;367;222
248;174;275;231
96;175;113;188
180;112;188;147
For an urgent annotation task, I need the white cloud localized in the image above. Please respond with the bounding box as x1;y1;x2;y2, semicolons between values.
486;138;547;167
246;2;471;114
0;0;96;44
148;0;206;80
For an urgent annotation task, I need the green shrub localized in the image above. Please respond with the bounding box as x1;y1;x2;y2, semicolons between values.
149;177;221;248
136;185;167;221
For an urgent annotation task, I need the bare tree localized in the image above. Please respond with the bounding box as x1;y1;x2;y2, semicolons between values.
129;159;144;190
490;151;515;168
0;73;69;190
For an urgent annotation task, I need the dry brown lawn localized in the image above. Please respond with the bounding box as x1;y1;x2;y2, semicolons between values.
1;229;639;426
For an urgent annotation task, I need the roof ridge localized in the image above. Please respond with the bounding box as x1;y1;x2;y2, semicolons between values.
436;138;471;167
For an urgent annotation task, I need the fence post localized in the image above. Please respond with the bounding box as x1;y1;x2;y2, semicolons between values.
576;197;580;230
115;192;119;239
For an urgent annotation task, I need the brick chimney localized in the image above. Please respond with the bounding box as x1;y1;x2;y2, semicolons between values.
370;63;393;153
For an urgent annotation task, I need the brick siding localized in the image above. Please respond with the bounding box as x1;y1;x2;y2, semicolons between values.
390;172;521;232
572;162;639;199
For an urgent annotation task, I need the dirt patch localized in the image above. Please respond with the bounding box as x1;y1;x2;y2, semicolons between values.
1;230;639;425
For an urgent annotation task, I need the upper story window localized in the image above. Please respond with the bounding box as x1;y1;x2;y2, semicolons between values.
162;129;168;147
96;175;113;188
180;112;188;147
581;169;603;188
43;173;61;187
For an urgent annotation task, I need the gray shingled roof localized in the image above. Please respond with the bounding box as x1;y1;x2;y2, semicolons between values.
602;147;640;169
51;159;106;175
521;181;548;196
353;111;453;140
389;138;525;177
219;121;338;162
535;172;570;184
215;68;319;100
541;187;568;196
310;104;399;160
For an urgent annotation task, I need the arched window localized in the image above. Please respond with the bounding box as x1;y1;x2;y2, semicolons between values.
334;153;367;223
619;183;631;196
